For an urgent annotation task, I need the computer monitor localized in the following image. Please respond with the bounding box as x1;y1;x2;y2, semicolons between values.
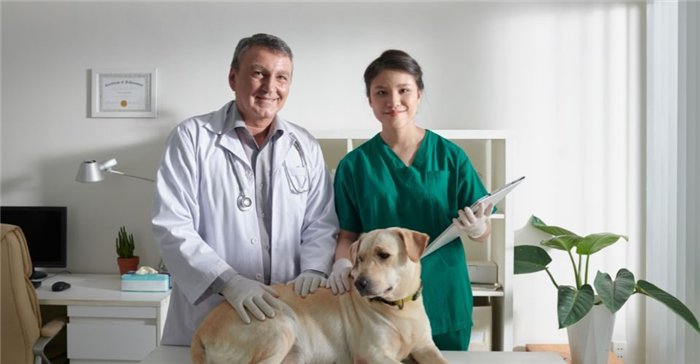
0;206;67;280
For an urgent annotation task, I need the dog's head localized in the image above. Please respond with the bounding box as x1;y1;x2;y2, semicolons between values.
349;227;429;301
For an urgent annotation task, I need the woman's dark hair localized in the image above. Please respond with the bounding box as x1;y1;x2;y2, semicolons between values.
363;50;424;97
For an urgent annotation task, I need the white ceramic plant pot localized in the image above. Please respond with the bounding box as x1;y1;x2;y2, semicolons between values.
566;304;616;364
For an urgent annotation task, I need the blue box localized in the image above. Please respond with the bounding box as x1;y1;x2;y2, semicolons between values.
121;273;170;292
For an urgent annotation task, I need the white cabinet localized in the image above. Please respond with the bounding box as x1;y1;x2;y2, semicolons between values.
37;274;170;363
67;306;158;362
312;130;514;351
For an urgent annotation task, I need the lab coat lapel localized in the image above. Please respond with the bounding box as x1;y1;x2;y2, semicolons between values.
218;132;250;169
205;101;251;169
272;131;295;175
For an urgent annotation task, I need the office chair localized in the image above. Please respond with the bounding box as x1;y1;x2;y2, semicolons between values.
1;224;67;364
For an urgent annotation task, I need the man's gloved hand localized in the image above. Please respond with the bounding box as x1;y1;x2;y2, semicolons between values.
221;274;282;324
453;202;493;239
288;271;327;298
325;258;353;295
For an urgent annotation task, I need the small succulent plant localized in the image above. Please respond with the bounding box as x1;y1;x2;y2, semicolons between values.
116;226;135;259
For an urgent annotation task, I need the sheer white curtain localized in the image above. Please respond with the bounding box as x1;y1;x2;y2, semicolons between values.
508;4;646;362
646;1;700;363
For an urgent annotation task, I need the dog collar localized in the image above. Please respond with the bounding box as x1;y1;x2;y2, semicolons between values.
369;281;423;310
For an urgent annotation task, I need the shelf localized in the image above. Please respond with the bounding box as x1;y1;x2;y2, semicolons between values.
472;288;504;297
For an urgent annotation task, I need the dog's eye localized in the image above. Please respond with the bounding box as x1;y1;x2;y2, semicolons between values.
378;252;390;260
358;256;364;263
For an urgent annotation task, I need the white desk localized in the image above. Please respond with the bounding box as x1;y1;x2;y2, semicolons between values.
37;274;170;363
141;345;566;364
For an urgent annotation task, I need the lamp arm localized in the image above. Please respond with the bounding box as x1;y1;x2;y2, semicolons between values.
107;169;155;183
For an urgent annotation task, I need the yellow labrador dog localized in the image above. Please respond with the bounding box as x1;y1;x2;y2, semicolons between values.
191;227;448;364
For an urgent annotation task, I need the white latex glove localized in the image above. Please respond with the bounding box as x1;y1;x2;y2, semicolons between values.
453;202;493;239
287;271;327;298
325;258;353;295
221;274;282;324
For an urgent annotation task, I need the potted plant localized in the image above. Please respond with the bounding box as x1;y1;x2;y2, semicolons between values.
116;226;139;275
515;215;700;364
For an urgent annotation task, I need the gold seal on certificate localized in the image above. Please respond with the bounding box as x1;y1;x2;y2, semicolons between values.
91;68;157;118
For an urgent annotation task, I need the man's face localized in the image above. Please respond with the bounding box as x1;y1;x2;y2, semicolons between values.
229;46;292;124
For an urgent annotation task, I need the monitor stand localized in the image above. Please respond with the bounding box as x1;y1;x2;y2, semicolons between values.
30;268;47;280
30;267;47;288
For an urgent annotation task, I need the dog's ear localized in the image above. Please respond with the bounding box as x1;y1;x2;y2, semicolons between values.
396;228;429;263
349;235;363;268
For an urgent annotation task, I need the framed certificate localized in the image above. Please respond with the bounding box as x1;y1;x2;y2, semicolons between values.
91;68;157;118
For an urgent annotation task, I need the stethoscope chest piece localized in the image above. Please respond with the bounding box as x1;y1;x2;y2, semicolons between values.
237;195;253;211
225;132;310;212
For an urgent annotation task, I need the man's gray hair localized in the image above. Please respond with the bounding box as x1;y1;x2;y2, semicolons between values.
230;33;293;70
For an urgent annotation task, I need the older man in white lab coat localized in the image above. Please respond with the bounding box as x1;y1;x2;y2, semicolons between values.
152;34;339;345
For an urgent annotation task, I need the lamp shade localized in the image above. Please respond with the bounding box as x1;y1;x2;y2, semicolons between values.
75;159;117;183
76;160;105;182
75;158;153;183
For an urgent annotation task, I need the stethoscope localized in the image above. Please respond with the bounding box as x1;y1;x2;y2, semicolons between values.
226;133;311;212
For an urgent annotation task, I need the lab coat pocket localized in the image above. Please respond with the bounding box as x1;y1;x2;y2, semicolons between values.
280;165;309;215
284;166;309;194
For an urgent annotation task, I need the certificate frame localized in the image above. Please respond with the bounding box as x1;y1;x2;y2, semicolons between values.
91;68;157;118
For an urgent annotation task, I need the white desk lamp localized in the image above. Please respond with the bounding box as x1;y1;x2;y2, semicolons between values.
75;159;155;183
74;159;167;271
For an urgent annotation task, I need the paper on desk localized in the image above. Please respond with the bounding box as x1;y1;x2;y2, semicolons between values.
421;176;525;259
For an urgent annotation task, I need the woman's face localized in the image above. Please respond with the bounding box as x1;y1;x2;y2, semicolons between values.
368;70;421;130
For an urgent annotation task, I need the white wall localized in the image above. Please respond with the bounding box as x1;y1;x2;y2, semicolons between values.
0;1;645;359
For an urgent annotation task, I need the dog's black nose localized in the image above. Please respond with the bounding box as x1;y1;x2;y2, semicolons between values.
355;276;369;291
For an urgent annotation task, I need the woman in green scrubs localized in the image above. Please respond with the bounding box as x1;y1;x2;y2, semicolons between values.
326;50;494;351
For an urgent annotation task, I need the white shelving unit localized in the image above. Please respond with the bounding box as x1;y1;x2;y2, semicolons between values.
312;129;513;351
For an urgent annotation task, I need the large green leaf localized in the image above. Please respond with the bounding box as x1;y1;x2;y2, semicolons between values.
541;235;583;251
558;284;595;328
576;233;628;255
557;284;595;329
514;245;552;274
513;245;552;274
530;215;577;237
594;269;635;314
636;280;700;335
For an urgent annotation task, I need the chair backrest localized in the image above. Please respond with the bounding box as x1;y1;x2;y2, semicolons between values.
1;224;42;364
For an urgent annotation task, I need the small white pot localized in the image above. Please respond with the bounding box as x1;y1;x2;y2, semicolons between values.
566;304;616;364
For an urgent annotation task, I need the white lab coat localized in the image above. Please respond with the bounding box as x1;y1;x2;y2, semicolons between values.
152;101;339;345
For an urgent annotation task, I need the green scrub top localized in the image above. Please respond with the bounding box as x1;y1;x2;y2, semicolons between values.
334;130;489;335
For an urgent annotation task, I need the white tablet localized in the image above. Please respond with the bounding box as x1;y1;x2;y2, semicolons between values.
421;176;525;258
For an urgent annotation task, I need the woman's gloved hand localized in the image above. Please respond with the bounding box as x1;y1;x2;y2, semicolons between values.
453;202;494;239
221;274;281;324
326;258;353;295
288;271;327;297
